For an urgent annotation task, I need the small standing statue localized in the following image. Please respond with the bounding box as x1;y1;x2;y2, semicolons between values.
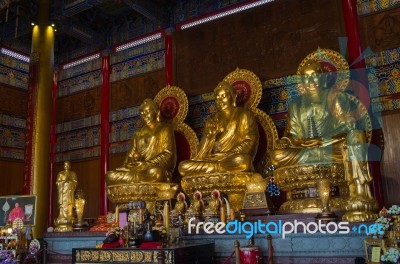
54;161;78;232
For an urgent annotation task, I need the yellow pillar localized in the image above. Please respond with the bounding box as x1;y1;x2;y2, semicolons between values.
29;0;54;237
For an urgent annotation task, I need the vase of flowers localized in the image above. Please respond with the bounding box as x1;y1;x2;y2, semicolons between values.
388;205;400;223
381;247;400;264
369;216;391;238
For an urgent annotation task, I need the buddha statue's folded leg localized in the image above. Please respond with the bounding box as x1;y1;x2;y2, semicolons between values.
106;170;138;185
136;164;168;182
271;148;304;167
218;153;253;172
178;160;219;177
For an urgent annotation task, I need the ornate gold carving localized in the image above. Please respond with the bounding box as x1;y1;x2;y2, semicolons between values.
99;251;112;262
154;85;189;124
276;164;349;214
296;48;350;93
253;108;279;165
112;251;129;262
131;251;144;262
181;172;252;211
223;68;262;110
106;183;179;204
174;122;199;158
144;251;154;262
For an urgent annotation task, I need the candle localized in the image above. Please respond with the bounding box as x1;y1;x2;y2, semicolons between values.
164;202;170;229
220;206;226;223
115;205;119;227
138;209;143;224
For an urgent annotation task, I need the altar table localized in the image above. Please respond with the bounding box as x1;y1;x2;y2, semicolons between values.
72;240;214;264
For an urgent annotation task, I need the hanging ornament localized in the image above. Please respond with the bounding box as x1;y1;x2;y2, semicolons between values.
3;199;10;223
267;176;280;196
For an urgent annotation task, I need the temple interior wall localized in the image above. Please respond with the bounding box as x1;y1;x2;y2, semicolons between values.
0;0;399;219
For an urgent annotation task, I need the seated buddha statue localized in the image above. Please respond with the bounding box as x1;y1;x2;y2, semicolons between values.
205;190;223;217
106;98;177;185
178;81;259;176
272;60;375;213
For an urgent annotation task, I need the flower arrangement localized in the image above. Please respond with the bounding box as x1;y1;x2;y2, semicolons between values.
381;247;400;263
106;225;121;237
368;216;391;237
388;205;400;215
0;251;16;264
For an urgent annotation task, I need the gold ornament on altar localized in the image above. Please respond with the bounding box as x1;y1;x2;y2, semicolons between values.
273;48;378;221
180;69;278;212
54;161;77;232
106;86;198;210
73;189;88;231
315;178;338;221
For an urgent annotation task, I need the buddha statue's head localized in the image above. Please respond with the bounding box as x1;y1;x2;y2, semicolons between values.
214;81;237;110
64;161;71;170
298;60;327;93
140;98;161;125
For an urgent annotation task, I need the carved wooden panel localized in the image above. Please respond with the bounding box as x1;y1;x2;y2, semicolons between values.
0;160;23;196
381;112;400;206
174;0;345;96
56;88;101;123
0;85;27;117
111;69;165;111
359;7;400;52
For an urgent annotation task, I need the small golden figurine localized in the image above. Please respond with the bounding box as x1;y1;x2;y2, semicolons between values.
171;192;188;216
205;190;223;217
106;98;176;184
187;191;204;217
54;161;78;232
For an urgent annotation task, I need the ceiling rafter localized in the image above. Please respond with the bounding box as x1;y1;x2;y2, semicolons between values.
123;0;169;27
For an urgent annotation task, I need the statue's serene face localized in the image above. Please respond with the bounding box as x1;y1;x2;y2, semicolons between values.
215;87;234;111
64;162;70;170
140;103;157;125
302;68;320;93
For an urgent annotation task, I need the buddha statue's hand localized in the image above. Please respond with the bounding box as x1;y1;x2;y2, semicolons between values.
276;137;292;149
300;138;322;148
116;166;129;171
204;118;218;137
130;152;142;161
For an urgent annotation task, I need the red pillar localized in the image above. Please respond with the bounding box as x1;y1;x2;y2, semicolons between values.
48;69;58;227
100;51;111;215
341;0;365;69
165;29;173;85
342;0;384;207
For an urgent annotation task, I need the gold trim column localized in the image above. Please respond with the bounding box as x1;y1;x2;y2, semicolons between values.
26;0;54;237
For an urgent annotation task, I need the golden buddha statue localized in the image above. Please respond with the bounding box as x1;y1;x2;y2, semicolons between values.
187;191;204;216
171;192;188;216
54;161;78;232
179;81;259;176
205;190;223;216
106;98;177;185
273;54;377;221
180;69;276;212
